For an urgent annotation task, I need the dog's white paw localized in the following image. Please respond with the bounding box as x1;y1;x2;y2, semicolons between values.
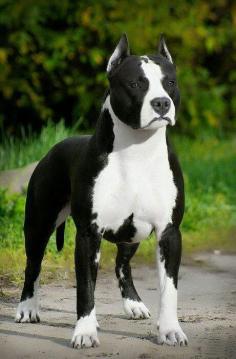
157;320;188;346
123;298;151;319
15;296;40;323
72;333;99;349
71;308;100;349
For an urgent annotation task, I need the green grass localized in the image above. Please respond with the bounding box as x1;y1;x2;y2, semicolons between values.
0;121;76;171
173;135;236;253
0;122;236;285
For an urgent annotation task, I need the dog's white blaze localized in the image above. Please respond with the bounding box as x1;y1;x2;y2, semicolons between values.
92;96;177;241
55;203;71;228
71;307;99;348
15;276;40;322
140;60;175;129
123;298;150;319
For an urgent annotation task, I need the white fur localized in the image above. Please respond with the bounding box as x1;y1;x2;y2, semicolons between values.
157;246;188;346
55;203;71;228
162;42;173;63
140;60;175;129
119;266;125;280
94;251;101;264
107;47;120;72
123;298;150;319
15;276;40;323
71;307;100;348
93;96;177;242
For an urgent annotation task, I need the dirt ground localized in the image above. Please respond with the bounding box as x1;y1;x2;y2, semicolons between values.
0;253;236;359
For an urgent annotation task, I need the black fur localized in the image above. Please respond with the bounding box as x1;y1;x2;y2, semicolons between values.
167;135;185;227
159;224;182;289
56;222;65;251
109;56;149;129
104;213;136;243
115;243;141;301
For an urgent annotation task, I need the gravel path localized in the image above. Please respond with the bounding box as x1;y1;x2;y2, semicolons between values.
0;253;236;359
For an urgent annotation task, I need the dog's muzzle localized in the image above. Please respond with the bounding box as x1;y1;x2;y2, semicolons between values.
150;97;171;117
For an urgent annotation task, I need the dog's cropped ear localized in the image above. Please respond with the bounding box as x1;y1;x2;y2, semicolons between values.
158;34;173;64
107;33;130;74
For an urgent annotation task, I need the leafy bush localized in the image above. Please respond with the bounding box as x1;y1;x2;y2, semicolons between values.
0;0;235;136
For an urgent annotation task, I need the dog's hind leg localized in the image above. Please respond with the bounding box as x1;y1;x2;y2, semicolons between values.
15;226;51;323
15;185;59;323
115;243;150;319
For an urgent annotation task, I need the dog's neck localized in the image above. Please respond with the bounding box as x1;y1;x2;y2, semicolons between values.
102;95;168;156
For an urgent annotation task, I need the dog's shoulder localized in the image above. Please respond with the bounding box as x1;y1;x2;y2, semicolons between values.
166;134;184;226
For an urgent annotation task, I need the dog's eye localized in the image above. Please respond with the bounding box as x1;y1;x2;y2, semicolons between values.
129;81;138;88
168;80;175;86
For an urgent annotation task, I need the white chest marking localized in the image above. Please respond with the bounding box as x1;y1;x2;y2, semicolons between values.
92;97;177;241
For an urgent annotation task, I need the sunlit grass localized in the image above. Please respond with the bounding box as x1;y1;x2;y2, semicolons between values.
0;121;79;171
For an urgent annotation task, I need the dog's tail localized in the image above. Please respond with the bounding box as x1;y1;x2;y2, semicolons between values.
56;222;65;251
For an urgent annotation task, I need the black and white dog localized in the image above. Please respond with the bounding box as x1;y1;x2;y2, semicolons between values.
15;34;188;348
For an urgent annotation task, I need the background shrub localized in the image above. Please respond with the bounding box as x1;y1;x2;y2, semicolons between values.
0;0;235;137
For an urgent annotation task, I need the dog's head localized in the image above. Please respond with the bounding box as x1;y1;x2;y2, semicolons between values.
106;34;180;130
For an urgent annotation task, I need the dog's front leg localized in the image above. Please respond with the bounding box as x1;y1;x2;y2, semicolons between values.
156;224;188;346
71;227;101;349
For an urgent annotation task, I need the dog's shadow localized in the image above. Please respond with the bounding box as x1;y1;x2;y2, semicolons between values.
0;314;69;348
0;314;157;349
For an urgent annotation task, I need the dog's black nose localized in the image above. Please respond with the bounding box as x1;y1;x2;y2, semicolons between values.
150;97;171;116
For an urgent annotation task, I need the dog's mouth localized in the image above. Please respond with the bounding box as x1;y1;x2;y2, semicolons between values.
153;116;172;124
140;117;172;129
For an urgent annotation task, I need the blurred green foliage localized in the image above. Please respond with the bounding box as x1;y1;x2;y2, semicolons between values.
0;0;235;136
